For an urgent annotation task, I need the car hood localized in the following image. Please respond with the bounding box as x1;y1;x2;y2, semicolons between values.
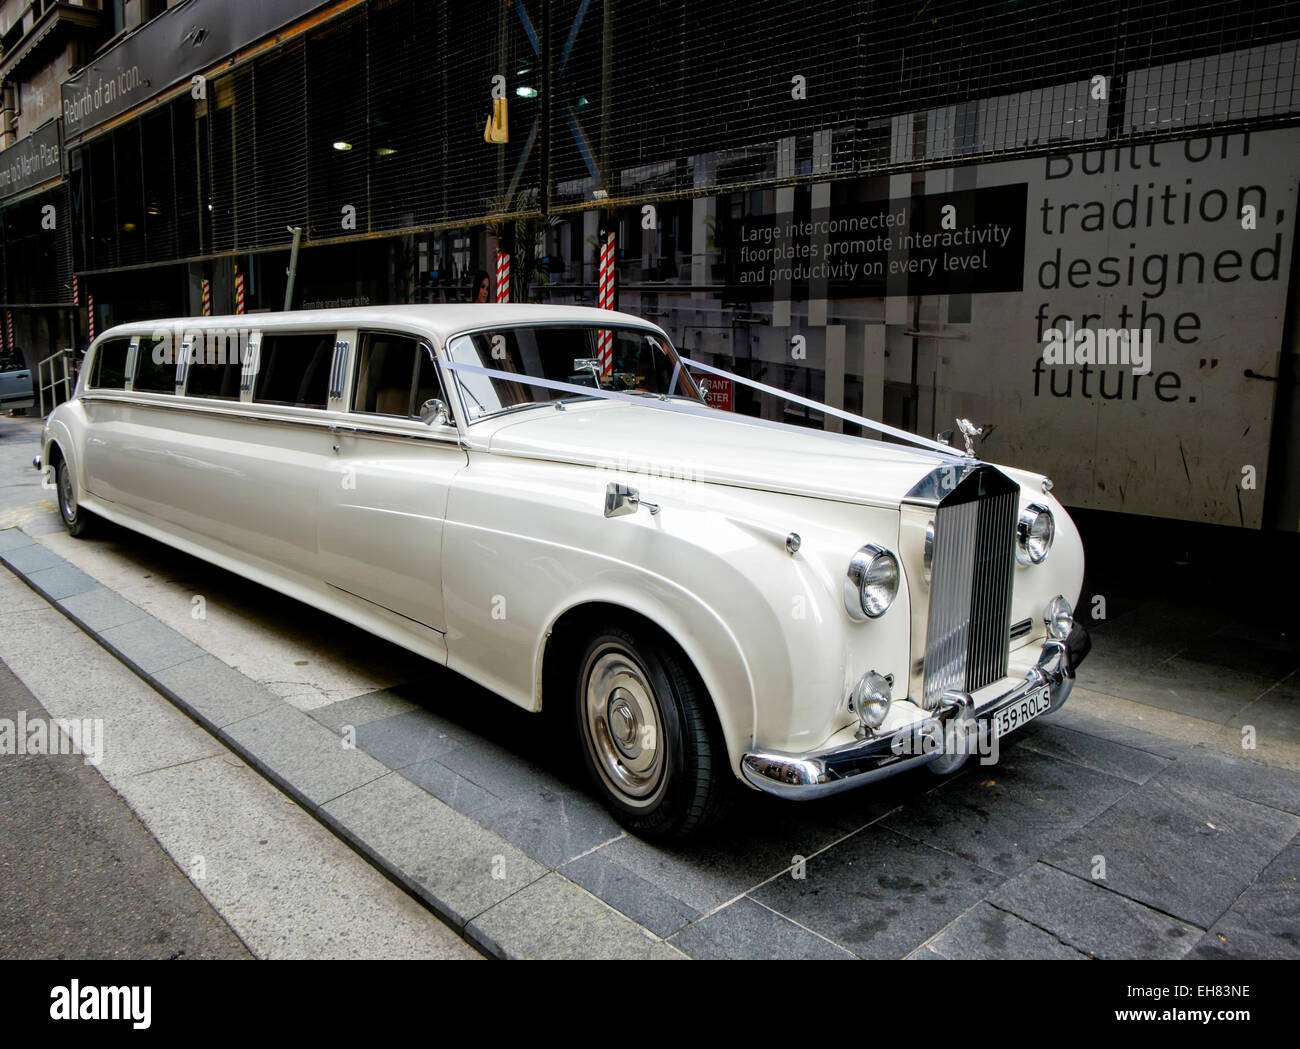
480;400;958;508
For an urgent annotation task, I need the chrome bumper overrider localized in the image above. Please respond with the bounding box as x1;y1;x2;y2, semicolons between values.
741;625;1090;799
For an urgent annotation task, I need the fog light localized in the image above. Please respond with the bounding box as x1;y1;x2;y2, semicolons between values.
1045;595;1073;640
850;671;892;730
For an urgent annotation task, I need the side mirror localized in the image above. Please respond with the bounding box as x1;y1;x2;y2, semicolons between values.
604;481;659;518
419;398;450;426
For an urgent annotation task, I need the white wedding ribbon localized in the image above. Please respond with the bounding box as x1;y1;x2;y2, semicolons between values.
438;356;968;462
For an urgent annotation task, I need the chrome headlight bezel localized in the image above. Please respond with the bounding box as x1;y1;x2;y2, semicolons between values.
1045;594;1074;640
850;670;892;730
844;544;900;620
1016;503;1055;565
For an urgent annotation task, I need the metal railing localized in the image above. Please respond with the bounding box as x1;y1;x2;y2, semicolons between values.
37;349;76;418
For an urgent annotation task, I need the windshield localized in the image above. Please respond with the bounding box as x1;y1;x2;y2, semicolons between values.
444;326;702;421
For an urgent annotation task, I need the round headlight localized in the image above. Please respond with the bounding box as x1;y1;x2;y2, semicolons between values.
1016;503;1055;565
1045;594;1073;640
850;670;892;730
845;545;899;620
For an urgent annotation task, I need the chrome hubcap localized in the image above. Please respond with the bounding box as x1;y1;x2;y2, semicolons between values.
59;466;76;523
582;645;665;806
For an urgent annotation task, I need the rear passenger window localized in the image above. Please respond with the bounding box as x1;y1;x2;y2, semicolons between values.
253;332;333;409
89;339;131;390
186;330;244;401
352;333;421;417
132;337;176;393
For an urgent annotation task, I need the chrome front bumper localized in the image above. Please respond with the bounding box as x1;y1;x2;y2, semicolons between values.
741;625;1090;799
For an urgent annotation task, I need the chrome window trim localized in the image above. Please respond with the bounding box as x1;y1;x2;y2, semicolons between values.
345;329;459;429
122;336;141;392
238;331;261;401
440;321;703;426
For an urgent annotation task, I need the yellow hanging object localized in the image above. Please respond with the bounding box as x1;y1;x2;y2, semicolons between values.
484;97;509;144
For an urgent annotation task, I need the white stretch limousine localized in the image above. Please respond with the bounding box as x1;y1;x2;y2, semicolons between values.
39;305;1089;839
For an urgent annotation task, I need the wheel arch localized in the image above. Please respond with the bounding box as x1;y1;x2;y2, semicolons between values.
537;597;756;778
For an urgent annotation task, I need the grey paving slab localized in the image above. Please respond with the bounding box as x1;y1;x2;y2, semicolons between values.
881;746;1137;876
23;562;99;601
561;848;698;938
1231;678;1300;747
355;708;470;769
1045;708;1192;759
307;687;420;733
465;872;683;960
0;542;60;574
1259;833;1300;886
922;901;1089;960
154;655;282;729
1187;882;1300;959
468;789;623;869
751;827;1002;959
1042;770;1300;928
1178;633;1300;684
668;896;854;960
582;781;903;917
906;945;944;959
0;528;34;552
435;738;579;801
98;617;206;674
320;773;546;930
221;703;390;807
1015;722;1171;784
57;585;148;632
402;756;624;869
1159;746;1300;816
124;755;479;960
988;862;1204;960
1080;656;1277;724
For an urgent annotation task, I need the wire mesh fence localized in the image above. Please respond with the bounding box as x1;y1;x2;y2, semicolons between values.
39;0;1300;279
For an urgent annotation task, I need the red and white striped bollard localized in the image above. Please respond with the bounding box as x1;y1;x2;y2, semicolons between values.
597;231;616;376
495;252;510;304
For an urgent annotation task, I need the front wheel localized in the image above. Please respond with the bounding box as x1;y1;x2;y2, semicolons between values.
55;456;95;538
575;624;731;840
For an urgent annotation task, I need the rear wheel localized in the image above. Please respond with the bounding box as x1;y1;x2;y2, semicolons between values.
575;623;730;840
55;456;95;538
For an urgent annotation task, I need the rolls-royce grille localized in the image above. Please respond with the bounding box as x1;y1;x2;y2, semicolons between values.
921;476;1017;708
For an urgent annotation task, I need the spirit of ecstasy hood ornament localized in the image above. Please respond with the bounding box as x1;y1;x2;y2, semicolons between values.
937;418;987;458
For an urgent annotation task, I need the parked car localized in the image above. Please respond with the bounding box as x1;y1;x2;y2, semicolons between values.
38;305;1089;839
0;351;34;413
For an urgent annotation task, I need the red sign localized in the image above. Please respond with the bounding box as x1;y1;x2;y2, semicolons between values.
701;376;733;411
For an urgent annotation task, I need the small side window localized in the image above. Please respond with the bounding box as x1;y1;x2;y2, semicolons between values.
132;337;177;393
186;330;244;401
253;332;333;409
89;338;131;390
352;333;423;417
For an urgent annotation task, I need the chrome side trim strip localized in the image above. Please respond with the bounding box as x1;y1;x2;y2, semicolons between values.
77;395;463;445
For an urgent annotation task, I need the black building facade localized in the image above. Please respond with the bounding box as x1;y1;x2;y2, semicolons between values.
4;0;1300;527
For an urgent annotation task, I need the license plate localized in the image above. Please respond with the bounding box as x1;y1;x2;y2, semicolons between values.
991;687;1051;738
